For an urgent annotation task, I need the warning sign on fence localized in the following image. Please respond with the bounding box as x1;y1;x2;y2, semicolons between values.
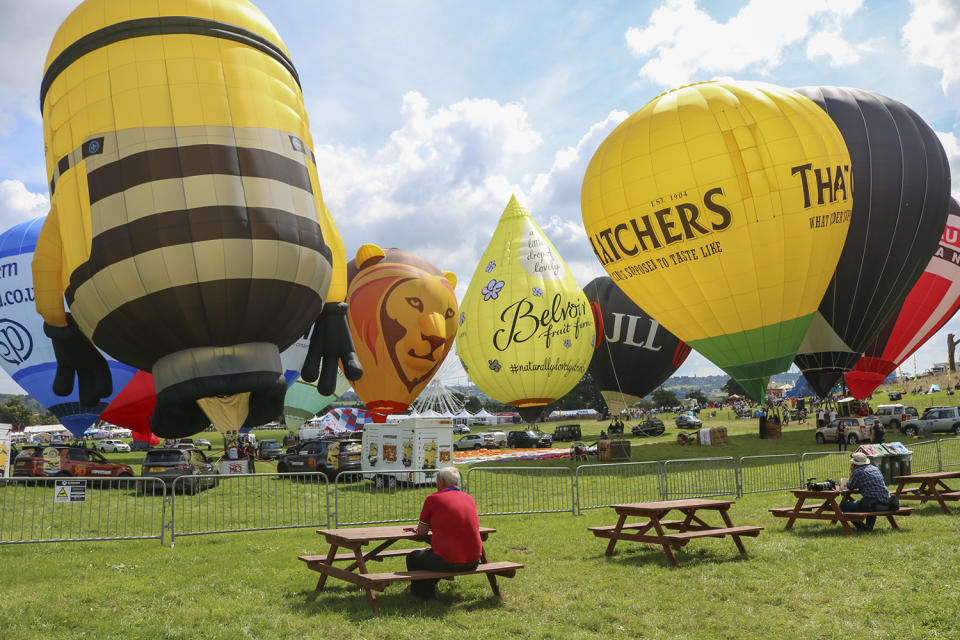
54;479;86;503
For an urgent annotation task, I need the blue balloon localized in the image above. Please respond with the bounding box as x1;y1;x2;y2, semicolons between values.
0;217;136;436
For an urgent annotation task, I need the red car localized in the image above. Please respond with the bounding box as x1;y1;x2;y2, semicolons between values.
13;445;134;478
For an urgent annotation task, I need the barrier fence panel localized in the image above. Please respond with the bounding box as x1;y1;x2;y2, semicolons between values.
939;438;960;469
574;462;663;513
907;440;940;473
662;457;737;499
800;452;851;485
170;472;330;545
465;466;574;516
738;455;802;495
0;477;167;545
334;470;436;526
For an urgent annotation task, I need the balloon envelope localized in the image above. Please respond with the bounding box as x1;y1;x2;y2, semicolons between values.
845;199;960;398
0;217;136;436
581;81;851;400
457;196;594;422
792;87;952;396
284;372;350;428
583;277;690;413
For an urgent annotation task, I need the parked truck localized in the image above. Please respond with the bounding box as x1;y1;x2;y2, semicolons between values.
361;418;454;488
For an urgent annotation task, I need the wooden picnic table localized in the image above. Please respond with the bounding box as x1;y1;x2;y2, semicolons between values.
769;488;912;534
588;498;763;567
893;470;960;514
298;525;522;612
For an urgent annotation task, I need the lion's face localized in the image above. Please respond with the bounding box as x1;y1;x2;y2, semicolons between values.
381;276;457;389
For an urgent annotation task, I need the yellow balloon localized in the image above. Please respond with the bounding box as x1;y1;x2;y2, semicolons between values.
457;196;595;421
581;81;852;400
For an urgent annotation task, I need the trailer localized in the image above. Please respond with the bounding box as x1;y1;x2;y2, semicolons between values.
361;418;454;487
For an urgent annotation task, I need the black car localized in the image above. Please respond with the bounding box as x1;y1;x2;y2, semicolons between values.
552;424;581;441
507;430;552;448
277;438;361;479
258;439;283;460
140;448;218;492
632;418;665;437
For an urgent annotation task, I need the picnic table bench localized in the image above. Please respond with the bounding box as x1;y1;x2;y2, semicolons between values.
770;488;912;534
298;525;522;612
589;499;763;567
892;470;960;514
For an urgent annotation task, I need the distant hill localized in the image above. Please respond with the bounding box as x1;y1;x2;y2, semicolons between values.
0;394;48;415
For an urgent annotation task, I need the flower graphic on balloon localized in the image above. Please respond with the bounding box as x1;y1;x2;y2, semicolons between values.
485;261;496;273
563;339;572;348
488;359;502;372
532;287;543;297
481;279;505;301
459;312;465;326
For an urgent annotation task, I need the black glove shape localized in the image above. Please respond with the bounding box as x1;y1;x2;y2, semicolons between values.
301;302;363;395
43;313;112;405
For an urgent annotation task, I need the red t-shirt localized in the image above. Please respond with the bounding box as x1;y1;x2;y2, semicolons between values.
419;487;482;564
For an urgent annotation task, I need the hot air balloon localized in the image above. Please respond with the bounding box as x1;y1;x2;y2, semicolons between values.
0;218;136;436
845;199;960;399
583;277;691;413
345;245;458;420
284;372;351;428
791;87;952;396
32;0;359;440
581;81;852;400
457;196;595;422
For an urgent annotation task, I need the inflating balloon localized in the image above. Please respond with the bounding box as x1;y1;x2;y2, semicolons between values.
284;372;351;428
846;198;960;399
346;245;458;419
33;0;359;439
0;217;136;436
792;87;952;396
583;277;691;413
581;81;851;400
458;196;594;422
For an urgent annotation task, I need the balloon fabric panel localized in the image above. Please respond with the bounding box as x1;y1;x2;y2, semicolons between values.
582;81;851;400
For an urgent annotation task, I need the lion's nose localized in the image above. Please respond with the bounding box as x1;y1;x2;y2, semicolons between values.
424;333;445;352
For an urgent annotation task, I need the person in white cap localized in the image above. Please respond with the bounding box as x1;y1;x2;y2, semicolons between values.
840;452;898;531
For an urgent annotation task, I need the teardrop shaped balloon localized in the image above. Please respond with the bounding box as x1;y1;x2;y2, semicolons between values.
845;198;960;398
583;277;691;413
581;81;852;400
0;217;136;436
457;196;595;422
345;245;458;419
284;371;351;428
792;87;952;396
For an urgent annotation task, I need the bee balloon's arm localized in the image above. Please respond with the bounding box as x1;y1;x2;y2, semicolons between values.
31;207;112;404
301;302;363;396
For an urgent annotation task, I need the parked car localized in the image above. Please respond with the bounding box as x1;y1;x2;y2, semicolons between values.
484;431;507;448
13;445;134;478
277;438;361;479
454;434;492;450
258;439;283;459
901;406;960;437
96;439;131;453
675;414;703;429
815;417;874;444
507;430;552;448
552;424;582;442
141;448;218;493
632;418;665;437
453;424;470;435
131;440;153;451
195;438;213;450
873;404;919;432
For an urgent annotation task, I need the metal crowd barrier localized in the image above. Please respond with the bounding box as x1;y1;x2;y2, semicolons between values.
465;466;574;516
800;451;850;484
0;476;166;545
170;472;330;546
738;454;802;495
334;469;436;526
573;462;663;513
938;437;960;469
662;457;737;499
908;440;940;474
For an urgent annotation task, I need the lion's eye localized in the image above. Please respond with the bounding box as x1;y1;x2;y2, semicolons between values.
406;297;423;312
444;307;455;319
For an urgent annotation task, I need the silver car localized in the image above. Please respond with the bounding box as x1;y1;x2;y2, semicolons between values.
140;448;219;493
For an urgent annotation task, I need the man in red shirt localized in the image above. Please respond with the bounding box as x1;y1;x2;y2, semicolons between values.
406;466;482;599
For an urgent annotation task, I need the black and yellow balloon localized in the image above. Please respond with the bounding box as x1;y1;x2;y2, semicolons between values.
581;81;852;400
32;0;358;438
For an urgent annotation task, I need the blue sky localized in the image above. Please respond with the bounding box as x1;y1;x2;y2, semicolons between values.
0;0;958;395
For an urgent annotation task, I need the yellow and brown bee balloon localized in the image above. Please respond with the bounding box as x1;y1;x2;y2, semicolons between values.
32;0;358;438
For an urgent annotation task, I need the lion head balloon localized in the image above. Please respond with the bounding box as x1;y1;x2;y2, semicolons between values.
345;245;458;419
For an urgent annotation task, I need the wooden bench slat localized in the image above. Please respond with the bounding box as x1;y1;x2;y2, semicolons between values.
843;508;913;516
663;526;763;541
362;561;524;588
587;519;685;533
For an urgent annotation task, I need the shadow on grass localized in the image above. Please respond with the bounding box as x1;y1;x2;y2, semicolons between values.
289;581;508;619
592;546;757;569
783;524;909;539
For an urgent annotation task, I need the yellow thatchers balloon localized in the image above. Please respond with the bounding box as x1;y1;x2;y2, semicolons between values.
457;196;594;422
581;81;852;400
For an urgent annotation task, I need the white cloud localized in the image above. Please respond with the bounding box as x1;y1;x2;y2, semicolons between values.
936;131;960;201
626;0;871;86
903;0;960;104
806;30;879;67
0;180;48;226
